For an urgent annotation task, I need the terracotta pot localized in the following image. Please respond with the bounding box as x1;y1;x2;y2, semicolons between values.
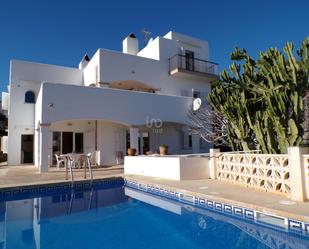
127;148;137;156
159;145;168;155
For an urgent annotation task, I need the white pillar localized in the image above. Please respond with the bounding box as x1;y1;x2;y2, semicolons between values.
288;146;308;201
129;127;139;155
192;134;200;153
209;148;220;179
39;125;50;173
34;128;40;167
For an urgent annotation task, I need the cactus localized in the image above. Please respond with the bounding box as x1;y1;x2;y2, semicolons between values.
207;37;309;154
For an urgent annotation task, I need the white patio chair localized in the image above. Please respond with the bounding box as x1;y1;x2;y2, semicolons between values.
55;154;66;169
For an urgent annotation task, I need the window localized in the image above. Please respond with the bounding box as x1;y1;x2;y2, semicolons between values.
25;91;35;103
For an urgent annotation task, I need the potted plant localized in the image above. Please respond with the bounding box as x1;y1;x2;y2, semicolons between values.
159;144;168;155
127;148;137;156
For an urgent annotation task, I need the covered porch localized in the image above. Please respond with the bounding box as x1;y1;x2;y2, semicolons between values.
35;82;195;172
40;119;203;172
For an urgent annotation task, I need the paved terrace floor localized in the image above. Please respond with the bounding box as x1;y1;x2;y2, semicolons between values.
0;164;124;188
0;165;308;222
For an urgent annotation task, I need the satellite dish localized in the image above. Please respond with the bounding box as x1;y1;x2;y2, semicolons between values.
193;98;202;111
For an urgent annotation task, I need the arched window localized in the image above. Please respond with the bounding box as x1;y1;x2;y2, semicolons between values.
25;91;35;103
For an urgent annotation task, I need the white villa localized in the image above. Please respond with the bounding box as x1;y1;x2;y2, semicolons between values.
1;31;218;172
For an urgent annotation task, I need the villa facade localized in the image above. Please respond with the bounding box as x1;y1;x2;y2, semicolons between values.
2;31;218;172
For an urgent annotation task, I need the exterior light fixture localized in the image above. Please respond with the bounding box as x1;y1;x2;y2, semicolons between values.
47;103;54;110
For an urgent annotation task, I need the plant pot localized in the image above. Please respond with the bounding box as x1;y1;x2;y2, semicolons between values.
127;148;137;156
159;145;168;155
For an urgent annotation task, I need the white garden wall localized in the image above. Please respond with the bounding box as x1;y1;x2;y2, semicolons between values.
124;155;210;180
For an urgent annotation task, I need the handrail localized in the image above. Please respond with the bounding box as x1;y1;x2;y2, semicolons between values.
169;54;218;65
64;153;94;186
169;54;219;76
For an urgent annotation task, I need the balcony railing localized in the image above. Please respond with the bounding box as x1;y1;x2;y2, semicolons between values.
169;54;218;77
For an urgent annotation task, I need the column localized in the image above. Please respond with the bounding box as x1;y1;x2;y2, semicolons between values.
129;127;139;155
192;134;200;153
288;146;309;201
39;125;50;173
209;148;220;179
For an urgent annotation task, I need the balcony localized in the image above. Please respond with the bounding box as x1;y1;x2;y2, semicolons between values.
169;54;219;81
37;82;192;126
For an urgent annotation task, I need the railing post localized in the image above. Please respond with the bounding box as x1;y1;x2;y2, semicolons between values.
288;146;309;201
209;148;220;179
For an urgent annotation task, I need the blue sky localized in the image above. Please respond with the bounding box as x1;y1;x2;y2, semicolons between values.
0;0;308;93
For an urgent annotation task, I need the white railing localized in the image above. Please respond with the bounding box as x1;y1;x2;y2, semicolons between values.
302;155;309;200
216;153;291;196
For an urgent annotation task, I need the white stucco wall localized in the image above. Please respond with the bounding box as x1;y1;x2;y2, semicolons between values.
83;50;100;86
124;155;210;180
10;60;83;85
8;80;38;165
137;37;161;60
8;60;83;165
97;121;127;165
39;83;192;126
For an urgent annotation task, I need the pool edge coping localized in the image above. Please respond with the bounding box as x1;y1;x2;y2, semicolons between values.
0;174;124;191
124;176;309;234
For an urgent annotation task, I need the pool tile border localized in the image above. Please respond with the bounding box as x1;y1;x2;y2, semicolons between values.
0;178;124;200
125;178;309;235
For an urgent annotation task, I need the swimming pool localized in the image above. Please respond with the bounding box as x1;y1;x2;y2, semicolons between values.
0;179;308;249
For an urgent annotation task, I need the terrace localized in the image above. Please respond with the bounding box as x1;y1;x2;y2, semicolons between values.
1;153;309;227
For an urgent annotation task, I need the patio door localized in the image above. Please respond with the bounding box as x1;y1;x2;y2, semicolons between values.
62;132;73;154
21;135;34;164
74;133;83;153
52;132;61;165
185;50;194;71
139;132;150;155
52;132;84;165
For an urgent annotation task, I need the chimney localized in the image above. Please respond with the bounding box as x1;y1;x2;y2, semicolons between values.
122;33;139;55
79;53;90;70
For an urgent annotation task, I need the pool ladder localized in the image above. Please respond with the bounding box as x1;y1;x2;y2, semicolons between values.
67;187;94;214
67;154;93;187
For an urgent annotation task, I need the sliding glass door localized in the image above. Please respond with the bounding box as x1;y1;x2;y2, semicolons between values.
52;131;84;165
62;132;73;154
75;133;83;153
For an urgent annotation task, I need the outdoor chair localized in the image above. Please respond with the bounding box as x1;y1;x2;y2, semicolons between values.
55;154;66;169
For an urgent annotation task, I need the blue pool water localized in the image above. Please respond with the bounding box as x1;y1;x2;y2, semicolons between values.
0;181;308;249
